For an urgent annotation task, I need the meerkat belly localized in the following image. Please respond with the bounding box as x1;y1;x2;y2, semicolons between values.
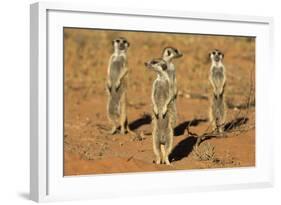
109;60;123;86
108;82;126;116
212;67;224;86
154;81;169;112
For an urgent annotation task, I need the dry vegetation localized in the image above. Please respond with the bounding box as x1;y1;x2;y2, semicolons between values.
63;28;255;176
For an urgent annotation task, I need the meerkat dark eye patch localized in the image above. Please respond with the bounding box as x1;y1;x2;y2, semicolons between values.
174;49;178;53
116;39;120;43
162;64;167;70
167;50;171;56
151;60;157;64
212;51;216;55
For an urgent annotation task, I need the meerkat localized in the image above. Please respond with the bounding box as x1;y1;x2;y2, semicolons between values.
209;49;226;133
162;47;183;128
145;58;174;165
106;37;130;135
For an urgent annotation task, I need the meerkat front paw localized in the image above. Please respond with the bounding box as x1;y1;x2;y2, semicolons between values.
120;126;126;135
163;105;168;116
106;83;112;93
115;81;121;91
165;161;171;166
153;108;159;119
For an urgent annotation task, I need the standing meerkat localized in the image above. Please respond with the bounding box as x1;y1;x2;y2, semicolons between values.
106;37;130;135
162;47;183;128
209;49;226;133
145;58;174;165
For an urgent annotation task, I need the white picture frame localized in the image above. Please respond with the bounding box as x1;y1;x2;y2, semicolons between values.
30;2;274;202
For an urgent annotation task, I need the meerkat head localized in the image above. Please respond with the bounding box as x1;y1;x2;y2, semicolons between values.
162;47;183;61
210;49;224;63
144;58;168;74
112;37;130;52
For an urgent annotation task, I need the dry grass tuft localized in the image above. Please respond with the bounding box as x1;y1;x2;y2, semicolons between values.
192;141;215;162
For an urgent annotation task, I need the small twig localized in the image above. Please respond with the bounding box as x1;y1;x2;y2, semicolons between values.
184;93;209;100
127;155;134;162
95;123;110;131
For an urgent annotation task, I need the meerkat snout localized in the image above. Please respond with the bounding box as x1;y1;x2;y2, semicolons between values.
144;60;154;69
174;48;183;57
144;61;155;67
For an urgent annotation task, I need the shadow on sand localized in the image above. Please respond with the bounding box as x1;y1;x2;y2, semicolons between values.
169;135;197;162
129;114;152;131
169;117;249;162
198;117;250;145
174;118;208;136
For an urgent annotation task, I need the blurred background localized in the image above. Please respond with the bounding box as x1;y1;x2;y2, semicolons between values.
64;28;255;102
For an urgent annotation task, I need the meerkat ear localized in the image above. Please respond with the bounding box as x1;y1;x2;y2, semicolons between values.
127;42;130;47
162;64;167;70
112;40;115;46
222;53;224;59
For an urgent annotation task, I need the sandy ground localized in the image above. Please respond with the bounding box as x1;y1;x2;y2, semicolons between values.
63;28;255;176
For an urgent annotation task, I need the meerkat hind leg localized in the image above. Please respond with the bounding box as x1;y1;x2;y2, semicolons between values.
160;144;165;164
164;140;173;165
160;144;171;165
120;92;127;135
154;150;161;165
209;102;218;132
218;126;224;133
153;136;161;164
110;127;118;134
108;119;119;135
